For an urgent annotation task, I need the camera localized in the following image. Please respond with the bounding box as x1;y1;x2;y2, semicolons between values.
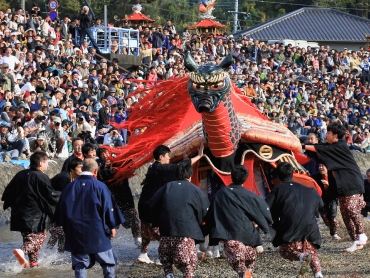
36;115;46;121
16;122;22;127
78;130;96;144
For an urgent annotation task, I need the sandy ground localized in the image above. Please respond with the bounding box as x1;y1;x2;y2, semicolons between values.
1;212;370;278
123;215;370;278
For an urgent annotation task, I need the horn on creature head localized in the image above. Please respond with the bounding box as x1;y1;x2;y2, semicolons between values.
218;53;233;69
184;53;198;72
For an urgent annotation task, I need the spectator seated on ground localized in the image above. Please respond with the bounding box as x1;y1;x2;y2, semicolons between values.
29;134;49;154
0;120;25;159
70;113;91;138
103;128;124;147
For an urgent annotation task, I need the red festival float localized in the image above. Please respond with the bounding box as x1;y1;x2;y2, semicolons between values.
109;53;321;197
109;0;319;196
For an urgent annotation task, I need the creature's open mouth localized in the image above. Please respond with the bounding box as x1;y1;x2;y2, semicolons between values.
197;96;213;112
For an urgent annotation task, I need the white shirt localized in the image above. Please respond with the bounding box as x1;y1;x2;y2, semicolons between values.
0;55;20;71
21;82;36;92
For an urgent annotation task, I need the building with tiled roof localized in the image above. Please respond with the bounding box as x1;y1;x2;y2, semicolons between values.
188;19;226;35
234;8;370;50
121;4;155;28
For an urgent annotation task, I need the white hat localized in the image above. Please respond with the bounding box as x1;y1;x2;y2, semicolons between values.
54;117;62;124
15;73;22;80
14;40;21;44
167;58;175;64
47;45;54;51
74;47;81;52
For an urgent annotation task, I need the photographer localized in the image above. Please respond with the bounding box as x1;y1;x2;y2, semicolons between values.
7;116;26;157
151;25;166;51
47;117;65;158
77;6;100;51
288;112;303;137
0;122;11;152
0;92;17;113
352;127;365;146
114;106;127;145
24;112;45;139
103;128;124;147
78;129;96;145
29;134;49;154
25;12;40;31
71;114;91;138
30;4;41;17
114;105;127;124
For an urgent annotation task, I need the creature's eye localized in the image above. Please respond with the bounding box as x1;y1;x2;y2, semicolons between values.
192;83;205;90
210;81;224;91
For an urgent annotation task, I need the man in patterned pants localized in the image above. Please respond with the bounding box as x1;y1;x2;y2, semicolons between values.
2;152;58;268
205;165;272;278
137;144;204;264
266;162;324;278
150;161;209;278
304;122;367;252
96;148;142;247
312;164;341;240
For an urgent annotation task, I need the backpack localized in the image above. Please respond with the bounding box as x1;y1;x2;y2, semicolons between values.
0;73;11;92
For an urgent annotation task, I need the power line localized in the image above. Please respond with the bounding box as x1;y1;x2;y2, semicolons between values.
141;3;195;17
251;0;369;11
159;0;369;12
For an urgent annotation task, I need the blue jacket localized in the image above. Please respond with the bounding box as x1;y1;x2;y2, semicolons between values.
56;175;125;254
0;99;17;113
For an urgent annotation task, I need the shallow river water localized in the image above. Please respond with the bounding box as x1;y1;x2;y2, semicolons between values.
0;224;159;277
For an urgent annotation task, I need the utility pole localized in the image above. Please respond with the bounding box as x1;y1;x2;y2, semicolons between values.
233;0;238;34
21;0;25;13
228;8;247;34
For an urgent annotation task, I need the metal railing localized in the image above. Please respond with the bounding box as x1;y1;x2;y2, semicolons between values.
76;26;140;56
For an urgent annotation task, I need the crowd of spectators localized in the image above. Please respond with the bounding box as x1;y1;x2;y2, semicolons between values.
0;6;369;163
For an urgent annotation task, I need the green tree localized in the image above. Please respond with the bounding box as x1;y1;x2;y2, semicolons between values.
0;0;9;11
